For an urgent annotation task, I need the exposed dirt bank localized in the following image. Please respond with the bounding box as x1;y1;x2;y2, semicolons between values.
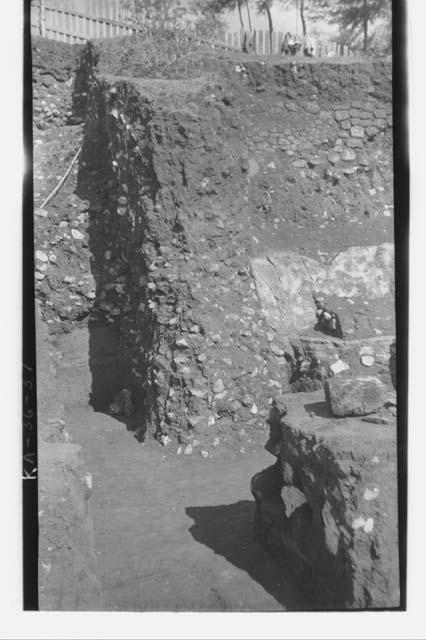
37;309;102;610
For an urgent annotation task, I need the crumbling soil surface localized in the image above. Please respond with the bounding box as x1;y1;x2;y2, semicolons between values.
92;34;385;82
55;329;306;611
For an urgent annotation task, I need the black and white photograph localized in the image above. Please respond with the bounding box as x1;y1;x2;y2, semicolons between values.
18;0;412;623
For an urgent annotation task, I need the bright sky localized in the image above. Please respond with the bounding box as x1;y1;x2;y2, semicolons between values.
224;4;336;37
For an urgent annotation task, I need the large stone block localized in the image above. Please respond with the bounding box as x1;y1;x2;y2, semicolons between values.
346;138;364;149
351;126;364;138
335;110;350;121
325;375;387;417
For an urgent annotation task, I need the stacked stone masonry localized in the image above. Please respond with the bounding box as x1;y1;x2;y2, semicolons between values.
251;393;399;609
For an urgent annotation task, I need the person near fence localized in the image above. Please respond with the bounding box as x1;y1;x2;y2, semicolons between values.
281;33;302;56
281;32;292;55
292;36;302;55
242;30;255;54
303;36;315;57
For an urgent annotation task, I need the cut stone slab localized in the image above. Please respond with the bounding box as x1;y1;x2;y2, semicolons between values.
325;375;387;417
250;243;395;338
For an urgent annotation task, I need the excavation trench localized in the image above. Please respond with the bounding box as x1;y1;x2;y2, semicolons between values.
71;56;396;448
38;45;398;609
54;326;307;611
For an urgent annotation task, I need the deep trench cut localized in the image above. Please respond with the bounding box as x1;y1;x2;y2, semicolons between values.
35;37;398;612
73;54;396;448
76;72;258;443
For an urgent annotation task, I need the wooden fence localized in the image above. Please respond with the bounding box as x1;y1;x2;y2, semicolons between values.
217;29;351;57
31;0;137;43
31;0;349;56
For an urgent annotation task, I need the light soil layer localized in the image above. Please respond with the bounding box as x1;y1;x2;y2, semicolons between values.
55;328;307;611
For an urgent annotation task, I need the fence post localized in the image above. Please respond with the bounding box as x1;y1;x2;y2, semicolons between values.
277;31;284;55
39;0;46;37
258;30;263;55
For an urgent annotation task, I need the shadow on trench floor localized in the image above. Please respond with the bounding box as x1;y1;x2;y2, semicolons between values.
63;406;310;610
87;323;148;441
55;328;310;610
186;500;308;611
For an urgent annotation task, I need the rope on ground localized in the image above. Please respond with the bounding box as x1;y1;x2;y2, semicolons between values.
39;144;83;211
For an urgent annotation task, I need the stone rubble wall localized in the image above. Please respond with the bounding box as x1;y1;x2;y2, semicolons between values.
32;37;82;130
78;75;276;444
251;394;399;609
33;38;97;335
235;61;393;229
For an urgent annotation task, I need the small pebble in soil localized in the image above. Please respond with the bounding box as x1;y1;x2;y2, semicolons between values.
352;516;367;530
363;518;374;533
363;487;380;501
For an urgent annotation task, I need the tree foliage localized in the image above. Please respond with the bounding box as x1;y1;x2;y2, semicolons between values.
115;0;227;78
309;0;391;52
197;0;252;31
123;0;225;36
275;0;309;38
129;0;187;25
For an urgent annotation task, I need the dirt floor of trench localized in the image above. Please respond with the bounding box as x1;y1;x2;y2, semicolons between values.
54;326;307;611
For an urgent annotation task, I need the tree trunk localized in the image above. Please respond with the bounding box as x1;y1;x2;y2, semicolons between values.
245;0;252;32
265;4;273;54
300;0;307;37
363;0;368;51
237;0;245;30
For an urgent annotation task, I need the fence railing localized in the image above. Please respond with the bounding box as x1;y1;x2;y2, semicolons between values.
217;29;351;57
31;0;136;43
31;1;350;57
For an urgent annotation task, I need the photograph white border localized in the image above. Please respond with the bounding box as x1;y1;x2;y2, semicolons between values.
1;0;424;637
